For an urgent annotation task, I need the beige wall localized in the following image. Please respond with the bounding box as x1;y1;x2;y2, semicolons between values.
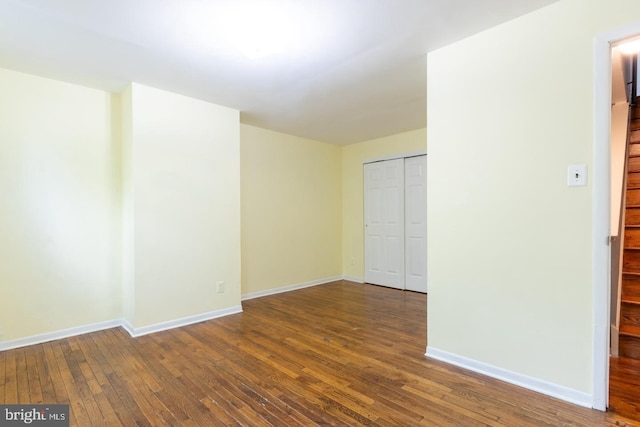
240;124;342;296
0;68;121;340
0;71;242;343
123;83;241;328
426;0;640;396
0;67;423;344
341;128;427;281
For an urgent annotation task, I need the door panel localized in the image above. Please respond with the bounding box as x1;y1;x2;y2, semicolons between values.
405;155;427;292
369;236;382;272
364;159;405;289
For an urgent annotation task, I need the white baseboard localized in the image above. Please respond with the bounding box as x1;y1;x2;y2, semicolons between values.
241;276;343;301
3;277;364;351
122;306;243;338
342;276;364;284
0;306;244;350
0;319;122;351
425;346;592;408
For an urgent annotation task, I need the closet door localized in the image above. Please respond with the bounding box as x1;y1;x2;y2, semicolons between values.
405;155;427;292
364;159;405;289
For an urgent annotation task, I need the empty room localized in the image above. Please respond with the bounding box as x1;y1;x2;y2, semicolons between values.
2;0;640;425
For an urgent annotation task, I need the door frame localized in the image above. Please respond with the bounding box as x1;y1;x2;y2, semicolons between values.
362;150;427;166
593;21;640;411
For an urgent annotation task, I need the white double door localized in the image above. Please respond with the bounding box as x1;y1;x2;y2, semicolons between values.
364;155;427;292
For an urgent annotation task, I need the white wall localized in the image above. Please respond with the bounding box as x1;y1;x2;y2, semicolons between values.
122;83;241;330
0;68;121;341
426;0;640;403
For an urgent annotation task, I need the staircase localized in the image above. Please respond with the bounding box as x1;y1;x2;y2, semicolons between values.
620;102;640;360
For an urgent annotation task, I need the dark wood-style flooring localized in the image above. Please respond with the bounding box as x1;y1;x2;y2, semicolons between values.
610;356;640;422
1;280;639;426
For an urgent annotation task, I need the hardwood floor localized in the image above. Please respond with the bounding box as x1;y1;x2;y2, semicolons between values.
610;356;640;422
1;280;639;426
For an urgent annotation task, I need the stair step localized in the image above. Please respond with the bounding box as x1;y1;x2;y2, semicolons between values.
628;172;640;189
622;295;640;305
623;243;640;269
619;107;640;362
627;188;640;205
621;304;640;329
626;205;640;226
623;252;640;271
622;273;640;297
619;335;640;359
620;324;640;338
630;157;640;173
624;227;640;247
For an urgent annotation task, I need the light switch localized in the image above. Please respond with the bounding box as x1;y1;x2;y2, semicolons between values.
567;164;587;187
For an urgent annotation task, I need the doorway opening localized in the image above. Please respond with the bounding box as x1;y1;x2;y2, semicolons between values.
606;35;640;421
594;24;640;417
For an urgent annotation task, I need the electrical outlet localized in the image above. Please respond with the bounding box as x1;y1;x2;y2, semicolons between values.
216;281;225;293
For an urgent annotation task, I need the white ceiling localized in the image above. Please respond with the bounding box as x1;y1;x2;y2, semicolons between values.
0;0;558;145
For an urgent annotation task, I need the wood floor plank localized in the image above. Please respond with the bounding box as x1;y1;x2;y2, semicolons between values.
41;342;70;405
31;343;55;404
72;334;123;425
4;349;19;403
49;339;92;426
87;331;143;426
1;280;639;426
172;326;319;426
186;325;347;426
97;329;178;426
0;350;5;404
15;349;30;403
149;336;269;426
610;356;640;422
24;346;44;404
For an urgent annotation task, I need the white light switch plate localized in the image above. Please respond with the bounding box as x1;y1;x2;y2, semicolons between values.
567;164;587;187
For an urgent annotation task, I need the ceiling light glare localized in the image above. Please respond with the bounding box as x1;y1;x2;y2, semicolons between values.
223;2;293;59
618;39;640;55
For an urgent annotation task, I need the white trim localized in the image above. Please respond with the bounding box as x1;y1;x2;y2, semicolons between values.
592;21;640;412
123;306;243;338
593;31;613;413
241;276;342;301
425;347;592;408
0;319;122;351
1;278;370;351
342;276;364;284
362;150;427;165
0;307;245;350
